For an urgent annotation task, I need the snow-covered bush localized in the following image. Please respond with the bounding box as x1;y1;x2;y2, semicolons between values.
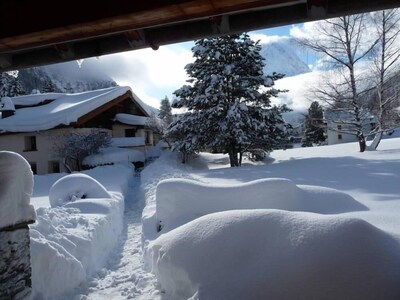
149;209;400;300
83;147;145;167
49;173;111;207
52;129;111;172
154;177;366;233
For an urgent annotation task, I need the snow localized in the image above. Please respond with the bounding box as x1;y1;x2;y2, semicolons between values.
25;136;400;299
0;151;36;228
260;38;311;77
0;86;131;132
112;137;145;147
114;113;148;126
141;138;400;300
11;93;65;106
155;178;366;233
48;173;112;207
29;163;135;299
146;141;166;158
149;209;400;300
83;147;145;167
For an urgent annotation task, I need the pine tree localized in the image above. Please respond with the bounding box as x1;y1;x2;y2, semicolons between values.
0;73;14;97
302;101;326;147
42;78;56;93
159;96;173;124
8;75;25;96
166;33;289;167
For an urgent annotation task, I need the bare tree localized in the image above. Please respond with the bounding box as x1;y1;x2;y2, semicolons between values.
368;9;400;149
146;113;172;147
51;129;111;172
296;14;379;152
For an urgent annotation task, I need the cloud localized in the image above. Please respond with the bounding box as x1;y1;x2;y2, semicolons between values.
272;71;326;112
289;22;318;40
82;44;194;109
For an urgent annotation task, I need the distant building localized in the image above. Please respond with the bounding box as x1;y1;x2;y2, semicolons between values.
0;87;156;174
323;110;376;145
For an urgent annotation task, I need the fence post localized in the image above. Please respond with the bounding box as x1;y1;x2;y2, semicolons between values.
0;151;36;299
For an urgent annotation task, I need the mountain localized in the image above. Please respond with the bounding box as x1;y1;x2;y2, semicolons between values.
18;59;117;94
260;38;311;78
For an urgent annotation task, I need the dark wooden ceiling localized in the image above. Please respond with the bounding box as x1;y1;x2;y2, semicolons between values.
1;0;399;72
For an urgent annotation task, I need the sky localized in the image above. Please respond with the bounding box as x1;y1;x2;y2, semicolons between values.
83;23;314;110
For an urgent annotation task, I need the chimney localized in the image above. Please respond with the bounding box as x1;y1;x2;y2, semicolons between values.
0;97;15;119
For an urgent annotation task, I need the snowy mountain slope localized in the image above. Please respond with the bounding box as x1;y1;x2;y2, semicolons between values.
18;59;117;94
261;39;311;77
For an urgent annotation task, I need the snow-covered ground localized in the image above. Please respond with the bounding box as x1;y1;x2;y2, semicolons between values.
27;138;400;299
30;163;136;299
142;139;400;299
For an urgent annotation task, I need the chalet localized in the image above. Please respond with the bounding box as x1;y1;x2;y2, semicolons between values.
323;110;377;145
0;86;157;174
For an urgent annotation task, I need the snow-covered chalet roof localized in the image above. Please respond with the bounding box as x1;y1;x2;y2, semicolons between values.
11;93;65;107
0;86;150;133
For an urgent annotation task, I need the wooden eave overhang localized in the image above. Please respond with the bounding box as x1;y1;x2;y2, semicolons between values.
0;0;399;72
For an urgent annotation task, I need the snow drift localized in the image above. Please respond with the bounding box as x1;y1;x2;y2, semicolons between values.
83;147;145;167
155;178;367;233
0;151;36;228
49;173;111;207
149;209;400;300
30;164;134;299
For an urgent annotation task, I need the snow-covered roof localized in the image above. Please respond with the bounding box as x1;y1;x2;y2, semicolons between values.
11;93;65;107
0;86;144;133
114;113;148;126
112;137;145;147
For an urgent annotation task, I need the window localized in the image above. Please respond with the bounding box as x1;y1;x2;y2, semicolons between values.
338;134;343;140
29;162;37;175
337;125;342;130
125;128;136;137
24;136;37;151
145;131;151;144
48;161;60;173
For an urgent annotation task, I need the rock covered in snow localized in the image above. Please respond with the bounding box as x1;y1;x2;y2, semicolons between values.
0;151;35;228
149;209;400;300
49;173;111;207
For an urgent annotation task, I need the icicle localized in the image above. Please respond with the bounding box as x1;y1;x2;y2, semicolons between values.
76;59;84;68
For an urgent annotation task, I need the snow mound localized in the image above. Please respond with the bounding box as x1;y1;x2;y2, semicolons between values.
30;228;85;298
149;209;400;300
0;151;35;228
83;147;145;167
49;173;111;207
155;178;366;233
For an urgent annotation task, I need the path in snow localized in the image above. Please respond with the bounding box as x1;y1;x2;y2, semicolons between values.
80;174;161;300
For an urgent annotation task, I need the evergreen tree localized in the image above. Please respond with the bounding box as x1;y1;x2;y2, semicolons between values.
8;75;25;96
42;78;56;93
0;73;14;97
159;96;173;124
302;101;326;147
166;33;289;167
